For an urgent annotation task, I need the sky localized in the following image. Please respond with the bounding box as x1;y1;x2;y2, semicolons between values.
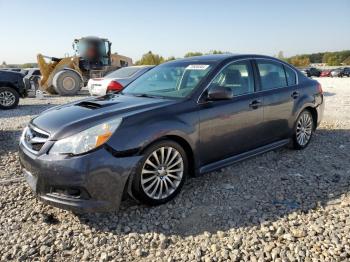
0;0;349;64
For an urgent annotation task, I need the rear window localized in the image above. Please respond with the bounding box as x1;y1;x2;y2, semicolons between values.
106;67;142;78
33;70;41;76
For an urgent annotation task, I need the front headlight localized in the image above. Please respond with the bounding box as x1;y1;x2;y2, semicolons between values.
49;118;122;155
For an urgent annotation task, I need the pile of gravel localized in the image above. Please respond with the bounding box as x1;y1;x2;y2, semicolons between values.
0;90;349;261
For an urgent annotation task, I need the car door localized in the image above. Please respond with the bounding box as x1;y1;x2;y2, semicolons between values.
198;60;265;166
254;59;298;143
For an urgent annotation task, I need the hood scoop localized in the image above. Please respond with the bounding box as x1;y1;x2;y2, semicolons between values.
76;100;118;110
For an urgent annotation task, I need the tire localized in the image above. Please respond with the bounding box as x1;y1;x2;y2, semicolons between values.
291;110;314;150
0;87;19;110
53;70;82;96
131;140;188;205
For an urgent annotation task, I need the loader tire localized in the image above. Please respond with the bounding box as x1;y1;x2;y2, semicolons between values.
53;70;82;96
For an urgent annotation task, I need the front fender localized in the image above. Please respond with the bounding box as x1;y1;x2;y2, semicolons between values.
107;118;197;155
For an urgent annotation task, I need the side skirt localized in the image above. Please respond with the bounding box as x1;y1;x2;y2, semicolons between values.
199;139;290;175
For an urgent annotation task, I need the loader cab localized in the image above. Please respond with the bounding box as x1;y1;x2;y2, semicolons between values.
73;37;111;71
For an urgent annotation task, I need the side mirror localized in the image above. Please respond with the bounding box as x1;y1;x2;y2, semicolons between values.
207;84;233;101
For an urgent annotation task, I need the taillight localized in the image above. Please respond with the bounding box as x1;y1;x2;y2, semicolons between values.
107;81;123;93
317;83;323;94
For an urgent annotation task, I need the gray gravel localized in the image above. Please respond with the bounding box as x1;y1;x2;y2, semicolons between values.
1;82;350;261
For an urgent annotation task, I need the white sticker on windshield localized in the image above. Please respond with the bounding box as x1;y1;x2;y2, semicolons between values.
186;64;209;70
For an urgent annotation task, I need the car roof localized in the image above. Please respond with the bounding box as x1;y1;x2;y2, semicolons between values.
125;65;155;69
164;54;286;64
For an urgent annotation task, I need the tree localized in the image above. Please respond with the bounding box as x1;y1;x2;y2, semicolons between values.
309;52;323;63
322;52;341;66
208;50;225;55
20;63;37;68
277;51;284;60
135;51;164;65
184;52;203;58
164;56;176;62
343;56;350;65
288;56;310;67
2;61;6;66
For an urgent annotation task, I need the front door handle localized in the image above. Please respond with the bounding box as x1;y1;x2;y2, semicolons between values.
249;100;262;109
291;91;299;99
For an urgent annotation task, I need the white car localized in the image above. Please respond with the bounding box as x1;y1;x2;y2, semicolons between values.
87;65;154;96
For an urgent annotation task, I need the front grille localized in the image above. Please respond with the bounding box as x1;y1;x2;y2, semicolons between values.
22;126;49;153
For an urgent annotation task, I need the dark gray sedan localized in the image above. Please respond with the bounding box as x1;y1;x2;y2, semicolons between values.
19;54;324;212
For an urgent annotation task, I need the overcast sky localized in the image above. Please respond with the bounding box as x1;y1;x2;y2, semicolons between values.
0;0;349;64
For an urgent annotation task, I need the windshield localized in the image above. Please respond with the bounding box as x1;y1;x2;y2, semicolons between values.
106;67;143;78
122;62;214;98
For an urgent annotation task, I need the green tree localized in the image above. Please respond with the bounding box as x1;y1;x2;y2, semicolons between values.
21;63;37;68
309;52;324;63
184;52;203;58
208;50;225;55
135;51;164;65
288;56;310;67
323;53;341;66
343;56;350;65
164;56;176;62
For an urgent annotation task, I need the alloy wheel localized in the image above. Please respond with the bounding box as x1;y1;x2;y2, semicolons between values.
141;146;184;200
0;91;16;107
296;112;313;146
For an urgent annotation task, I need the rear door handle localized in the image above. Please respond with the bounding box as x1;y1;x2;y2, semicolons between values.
291;91;299;99
249;100;262;109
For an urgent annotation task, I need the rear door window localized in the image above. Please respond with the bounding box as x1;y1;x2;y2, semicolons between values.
256;60;287;90
284;65;297;86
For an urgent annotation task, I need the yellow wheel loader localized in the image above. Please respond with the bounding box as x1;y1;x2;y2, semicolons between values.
37;36;132;96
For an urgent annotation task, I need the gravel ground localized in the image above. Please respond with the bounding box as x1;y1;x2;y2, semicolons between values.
0;79;349;261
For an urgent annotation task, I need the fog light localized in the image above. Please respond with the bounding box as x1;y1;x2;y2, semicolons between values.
51;187;82;199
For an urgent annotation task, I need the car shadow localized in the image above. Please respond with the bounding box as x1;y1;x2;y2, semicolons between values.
74;128;350;237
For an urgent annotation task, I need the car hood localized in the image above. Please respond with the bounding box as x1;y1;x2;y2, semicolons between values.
31;94;176;138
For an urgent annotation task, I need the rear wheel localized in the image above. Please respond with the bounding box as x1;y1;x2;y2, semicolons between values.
292;110;314;149
0;87;19;109
53;70;82;96
131;140;188;205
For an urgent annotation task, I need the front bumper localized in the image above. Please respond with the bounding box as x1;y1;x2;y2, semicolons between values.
19;143;142;212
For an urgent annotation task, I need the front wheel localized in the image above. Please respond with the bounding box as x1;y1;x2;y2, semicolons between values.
292;110;314;149
0;87;19;110
131;140;188;205
53;70;82;96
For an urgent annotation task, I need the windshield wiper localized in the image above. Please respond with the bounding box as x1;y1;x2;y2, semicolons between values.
131;93;160;98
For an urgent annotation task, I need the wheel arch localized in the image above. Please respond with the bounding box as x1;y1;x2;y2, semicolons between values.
301;106;318;131
139;134;197;177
